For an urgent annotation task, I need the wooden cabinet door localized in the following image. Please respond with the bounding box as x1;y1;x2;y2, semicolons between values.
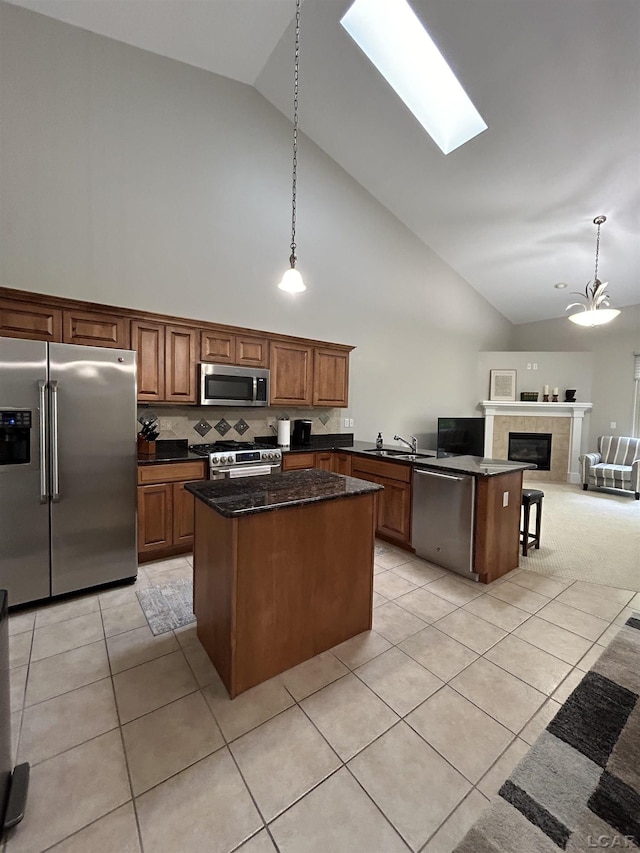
63;309;129;348
332;452;352;476
138;483;173;555
132;320;165;402
200;330;235;363
377;477;411;544
315;452;333;472
0;298;62;342
165;325;197;403
281;452;316;471
172;481;197;547
270;341;313;406
313;348;349;407
236;335;269;367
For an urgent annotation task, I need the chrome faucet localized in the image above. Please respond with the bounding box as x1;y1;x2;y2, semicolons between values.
394;434;418;454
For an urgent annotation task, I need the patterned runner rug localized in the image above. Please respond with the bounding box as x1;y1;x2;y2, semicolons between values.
455;613;640;852
136;577;196;635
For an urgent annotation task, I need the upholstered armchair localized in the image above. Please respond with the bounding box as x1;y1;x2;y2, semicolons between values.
579;435;640;499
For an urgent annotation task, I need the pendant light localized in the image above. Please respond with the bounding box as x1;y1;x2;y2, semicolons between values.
278;0;306;293
566;216;620;327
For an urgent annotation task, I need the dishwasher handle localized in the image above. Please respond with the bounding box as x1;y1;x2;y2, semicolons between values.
414;469;467;482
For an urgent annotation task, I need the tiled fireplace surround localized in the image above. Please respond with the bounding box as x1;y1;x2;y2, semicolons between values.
481;402;593;484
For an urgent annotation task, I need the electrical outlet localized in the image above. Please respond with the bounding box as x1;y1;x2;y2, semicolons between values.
527;363;531;370
503;491;509;507
344;418;349;428
532;363;538;370
349;418;354;427
610;421;617;429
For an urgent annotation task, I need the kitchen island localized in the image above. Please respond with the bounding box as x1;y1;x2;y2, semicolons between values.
186;469;382;698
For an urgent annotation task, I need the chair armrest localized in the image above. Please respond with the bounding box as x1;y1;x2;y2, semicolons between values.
579;452;602;483
631;458;640;493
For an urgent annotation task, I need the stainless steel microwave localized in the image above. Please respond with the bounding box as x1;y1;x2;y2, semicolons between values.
198;364;270;407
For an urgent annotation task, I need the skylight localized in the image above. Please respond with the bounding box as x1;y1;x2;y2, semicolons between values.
340;0;487;154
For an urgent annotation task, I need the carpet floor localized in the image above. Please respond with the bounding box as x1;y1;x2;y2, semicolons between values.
455;613;640;852
519;479;640;592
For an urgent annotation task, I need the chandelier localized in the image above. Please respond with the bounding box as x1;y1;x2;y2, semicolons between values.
278;0;306;294
566;216;620;327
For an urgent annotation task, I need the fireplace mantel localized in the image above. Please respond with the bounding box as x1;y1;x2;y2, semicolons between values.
480;400;593;483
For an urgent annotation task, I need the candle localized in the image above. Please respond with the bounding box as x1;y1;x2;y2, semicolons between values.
543;385;549;394
553;387;559;395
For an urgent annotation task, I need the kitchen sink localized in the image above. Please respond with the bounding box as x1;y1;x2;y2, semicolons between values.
363;448;409;456
363;449;435;460
392;453;435;461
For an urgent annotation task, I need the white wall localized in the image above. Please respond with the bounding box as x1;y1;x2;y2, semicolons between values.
0;2;514;448
476;352;594;405
511;306;640;443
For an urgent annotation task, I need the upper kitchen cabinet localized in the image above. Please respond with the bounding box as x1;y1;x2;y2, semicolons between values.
200;331;269;368
165;325;197;403
63;308;129;349
313;347;349;407
269;341;314;406
0;297;62;342
131;320;165;401
270;341;352;407
132;321;196;403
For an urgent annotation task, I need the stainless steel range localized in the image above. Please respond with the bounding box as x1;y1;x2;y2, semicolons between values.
189;441;282;480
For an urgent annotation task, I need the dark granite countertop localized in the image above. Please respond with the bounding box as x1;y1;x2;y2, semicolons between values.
409;455;536;476
138;436;534;477
274;438;534;476
137;439;209;465
185;468;383;518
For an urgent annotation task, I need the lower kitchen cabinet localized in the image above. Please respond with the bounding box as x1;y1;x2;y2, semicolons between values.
315;451;333;472
137;460;207;561
332;451;352;476
350;456;412;548
281;452;317;471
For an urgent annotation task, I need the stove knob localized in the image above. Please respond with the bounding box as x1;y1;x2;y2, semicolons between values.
227;456;234;464
212;457;220;465
266;452;274;460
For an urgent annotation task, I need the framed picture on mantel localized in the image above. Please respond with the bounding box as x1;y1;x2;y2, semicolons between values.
489;369;516;401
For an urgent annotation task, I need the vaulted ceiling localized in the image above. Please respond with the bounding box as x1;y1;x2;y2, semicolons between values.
6;0;640;324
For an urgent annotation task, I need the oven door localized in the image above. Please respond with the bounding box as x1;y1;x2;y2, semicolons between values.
210;462;282;480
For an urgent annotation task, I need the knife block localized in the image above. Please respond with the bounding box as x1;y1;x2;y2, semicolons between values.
137;437;156;457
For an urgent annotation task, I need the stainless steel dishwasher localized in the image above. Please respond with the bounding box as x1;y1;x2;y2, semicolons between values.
411;468;477;580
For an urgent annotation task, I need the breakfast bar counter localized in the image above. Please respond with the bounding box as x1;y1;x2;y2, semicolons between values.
186;470;382;698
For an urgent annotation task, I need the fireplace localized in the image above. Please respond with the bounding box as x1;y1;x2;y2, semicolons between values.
508;432;552;471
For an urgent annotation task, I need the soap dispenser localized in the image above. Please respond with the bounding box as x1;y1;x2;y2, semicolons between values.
376;432;383;449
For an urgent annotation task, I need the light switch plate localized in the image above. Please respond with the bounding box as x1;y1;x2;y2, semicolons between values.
344;418;349;428
503;491;509;507
349;418;354;427
610;422;617;429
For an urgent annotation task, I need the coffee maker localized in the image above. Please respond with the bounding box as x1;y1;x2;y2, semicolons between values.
292;419;312;446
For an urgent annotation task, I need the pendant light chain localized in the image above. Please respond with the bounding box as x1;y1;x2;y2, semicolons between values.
593;218;602;283
289;0;301;268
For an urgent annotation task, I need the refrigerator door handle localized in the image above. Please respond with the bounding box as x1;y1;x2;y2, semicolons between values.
50;380;60;502
38;380;48;503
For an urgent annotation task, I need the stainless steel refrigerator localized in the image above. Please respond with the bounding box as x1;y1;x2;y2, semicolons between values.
0;338;137;607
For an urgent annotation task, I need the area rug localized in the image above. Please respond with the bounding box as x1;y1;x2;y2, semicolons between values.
454;614;640;852
136;577;196;635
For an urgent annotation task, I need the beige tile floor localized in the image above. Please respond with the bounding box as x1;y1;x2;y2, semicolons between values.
5;547;639;853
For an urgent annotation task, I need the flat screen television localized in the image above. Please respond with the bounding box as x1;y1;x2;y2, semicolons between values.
437;417;486;457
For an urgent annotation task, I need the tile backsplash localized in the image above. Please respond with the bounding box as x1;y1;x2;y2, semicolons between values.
136;406;342;443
